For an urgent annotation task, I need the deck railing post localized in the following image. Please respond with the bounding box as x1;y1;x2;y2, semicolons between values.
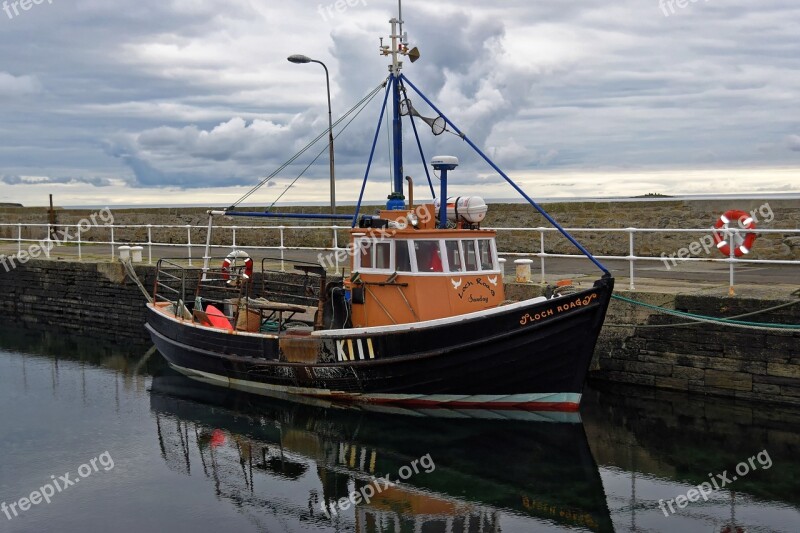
110;226;115;261
539;229;546;284
628;228;636;290
77;223;82;261
333;226;340;274
279;226;286;272
232;226;237;253
147;225;153;264
17;224;22;255
729;228;736;295
186;225;192;266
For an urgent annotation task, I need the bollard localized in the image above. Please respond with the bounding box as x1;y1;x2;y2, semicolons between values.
130;246;143;263
498;257;507;281
118;245;131;261
514;259;534;283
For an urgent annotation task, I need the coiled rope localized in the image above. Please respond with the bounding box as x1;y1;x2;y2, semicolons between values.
609;293;800;333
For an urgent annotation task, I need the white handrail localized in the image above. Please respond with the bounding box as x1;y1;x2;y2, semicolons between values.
1;222;798;290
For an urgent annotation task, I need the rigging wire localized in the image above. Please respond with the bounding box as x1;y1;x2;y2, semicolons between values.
266;81;386;210
398;82;435;199
399;72;611;276
385;95;393;191
229;79;387;209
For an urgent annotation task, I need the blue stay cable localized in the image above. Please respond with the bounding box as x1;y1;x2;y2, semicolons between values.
351;76;394;228
400;73;610;276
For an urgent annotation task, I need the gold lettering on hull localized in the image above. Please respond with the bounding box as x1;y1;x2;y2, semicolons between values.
519;293;599;326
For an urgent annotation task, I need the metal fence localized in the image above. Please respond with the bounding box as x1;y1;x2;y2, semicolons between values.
1;222;798;290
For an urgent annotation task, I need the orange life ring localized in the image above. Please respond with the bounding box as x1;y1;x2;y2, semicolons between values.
221;250;254;280
712;209;757;257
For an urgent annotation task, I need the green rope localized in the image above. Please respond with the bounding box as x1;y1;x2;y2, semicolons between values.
259;320;281;333
606;296;800;329
611;294;800;332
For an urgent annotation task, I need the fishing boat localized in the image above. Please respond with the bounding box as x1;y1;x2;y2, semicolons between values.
144;6;615;411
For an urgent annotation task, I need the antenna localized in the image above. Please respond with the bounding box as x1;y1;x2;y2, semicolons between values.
398;0;403;37
379;1;419;70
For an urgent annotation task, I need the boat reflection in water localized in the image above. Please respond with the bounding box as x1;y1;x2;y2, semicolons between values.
150;370;614;532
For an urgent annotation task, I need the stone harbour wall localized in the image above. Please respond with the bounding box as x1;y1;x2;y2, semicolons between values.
0;260;157;343
591;291;800;406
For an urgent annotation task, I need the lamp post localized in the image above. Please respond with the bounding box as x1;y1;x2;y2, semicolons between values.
287;54;336;211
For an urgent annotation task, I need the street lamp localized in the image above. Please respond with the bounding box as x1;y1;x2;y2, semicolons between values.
288;54;336;211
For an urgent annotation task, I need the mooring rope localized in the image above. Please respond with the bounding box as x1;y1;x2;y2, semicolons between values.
120;258;153;304
609;294;800;332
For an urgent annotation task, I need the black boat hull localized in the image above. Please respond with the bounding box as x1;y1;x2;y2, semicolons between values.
146;276;614;410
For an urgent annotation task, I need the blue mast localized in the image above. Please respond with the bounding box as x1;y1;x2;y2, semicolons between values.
385;16;406;210
391;73;403;197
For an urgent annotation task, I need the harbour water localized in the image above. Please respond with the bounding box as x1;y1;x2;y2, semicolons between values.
1;325;798;533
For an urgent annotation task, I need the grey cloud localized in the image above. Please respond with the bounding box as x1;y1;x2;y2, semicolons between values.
0;72;41;96
0;0;798;202
0;175;113;187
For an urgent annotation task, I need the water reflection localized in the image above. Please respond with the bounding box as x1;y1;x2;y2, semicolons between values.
583;383;800;532
0;322;156;404
150;372;614;532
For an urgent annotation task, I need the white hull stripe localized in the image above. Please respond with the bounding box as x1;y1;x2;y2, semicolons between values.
169;363;580;407
313;296;550;337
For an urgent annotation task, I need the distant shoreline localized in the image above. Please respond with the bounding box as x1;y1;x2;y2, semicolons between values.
57;192;800;210
3;192;798;210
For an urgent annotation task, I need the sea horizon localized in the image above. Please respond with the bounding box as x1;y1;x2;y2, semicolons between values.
43;191;800;210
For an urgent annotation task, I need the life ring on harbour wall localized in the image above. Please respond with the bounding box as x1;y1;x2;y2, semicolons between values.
222;250;254;280
713;210;757;257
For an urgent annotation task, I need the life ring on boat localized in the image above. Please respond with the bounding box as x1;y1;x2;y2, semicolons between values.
712;210;757;257
222;250;254;280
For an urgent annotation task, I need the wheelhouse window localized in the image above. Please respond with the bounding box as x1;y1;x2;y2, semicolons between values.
463;240;479;271
415;240;443;272
477;239;493;269
396;241;412;272
442;238;497;273
444;240;462;272
375;242;391;269
359;242;372;269
357;239;391;271
355;238;497;273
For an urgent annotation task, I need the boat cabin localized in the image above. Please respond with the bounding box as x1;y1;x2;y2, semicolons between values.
345;204;504;328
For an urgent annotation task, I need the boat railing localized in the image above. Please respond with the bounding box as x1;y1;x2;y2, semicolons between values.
259;257;342;308
154;258;252;323
153;256;336;330
153;258;195;306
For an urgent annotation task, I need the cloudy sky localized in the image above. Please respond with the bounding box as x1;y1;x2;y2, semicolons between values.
1;0;799;207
